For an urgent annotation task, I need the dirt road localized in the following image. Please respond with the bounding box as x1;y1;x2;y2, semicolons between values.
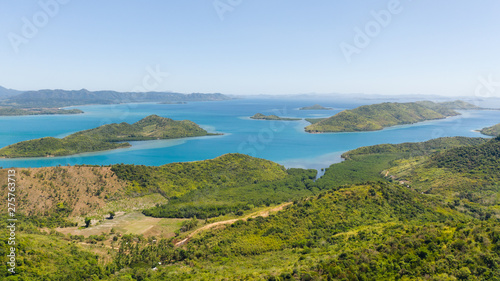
174;202;293;246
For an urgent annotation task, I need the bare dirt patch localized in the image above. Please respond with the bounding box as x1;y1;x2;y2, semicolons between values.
0;166;129;217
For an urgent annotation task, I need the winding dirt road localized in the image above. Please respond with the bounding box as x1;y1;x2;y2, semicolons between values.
174;202;293;246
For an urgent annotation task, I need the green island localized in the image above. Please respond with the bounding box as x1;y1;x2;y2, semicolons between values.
305;101;463;133
2;135;500;280
0;115;213;158
299;104;333;110
250;113;301;121
480;123;500;136
435;100;482;109
0;107;83;116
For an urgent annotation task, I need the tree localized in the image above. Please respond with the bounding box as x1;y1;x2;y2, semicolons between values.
85;217;91;228
109;211;116;219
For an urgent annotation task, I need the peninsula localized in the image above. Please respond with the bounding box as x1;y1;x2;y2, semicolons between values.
250;113;300;121
0;107;83;116
480;123;500;136
0;115;213;158
305;101;461;133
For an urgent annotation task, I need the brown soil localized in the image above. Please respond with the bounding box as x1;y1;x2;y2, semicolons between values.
0;166;128;217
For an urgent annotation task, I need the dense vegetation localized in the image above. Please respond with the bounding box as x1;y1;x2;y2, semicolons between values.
1;89;230;108
428;136;500;176
305;101;460;133
105;180;500;280
0;107;83;116
250;113;300;121
386;136;500;219
111;153;288;198
142;168;317;218
3;136;500;280
0;115;211;158
316;136;489;189
299;104;332;110
480;123;500;136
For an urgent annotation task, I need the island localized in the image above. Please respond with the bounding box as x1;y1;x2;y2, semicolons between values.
0;115;215;158
304;101;461;133
159;101;187;105
250;113;300;121
299;104;333;110
480;123;500;136
0;107;84;116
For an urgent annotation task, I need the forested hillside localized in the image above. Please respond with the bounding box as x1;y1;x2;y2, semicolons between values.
1;89;230;108
2;137;499;280
480;123;500;136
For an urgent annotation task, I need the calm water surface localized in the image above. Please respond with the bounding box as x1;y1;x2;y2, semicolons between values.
0;98;499;170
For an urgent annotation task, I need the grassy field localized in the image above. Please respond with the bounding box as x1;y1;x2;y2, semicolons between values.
57;212;187;238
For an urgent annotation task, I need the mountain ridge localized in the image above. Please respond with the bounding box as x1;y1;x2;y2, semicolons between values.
0;88;231;108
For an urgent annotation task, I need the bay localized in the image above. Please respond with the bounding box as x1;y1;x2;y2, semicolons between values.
0;98;499;170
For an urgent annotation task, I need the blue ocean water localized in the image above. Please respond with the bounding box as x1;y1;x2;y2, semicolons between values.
0;98;499;170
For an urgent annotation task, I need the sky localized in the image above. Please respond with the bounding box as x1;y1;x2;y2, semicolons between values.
1;0;500;97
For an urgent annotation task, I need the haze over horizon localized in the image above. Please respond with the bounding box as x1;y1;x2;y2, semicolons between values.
1;1;499;97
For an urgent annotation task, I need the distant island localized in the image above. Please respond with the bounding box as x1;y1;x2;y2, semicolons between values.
480;123;500;136
0;115;215;158
299;104;333;110
159;101;187;105
0;87;231;109
435;100;481;109
0;107;83;116
250;113;300;121
304;101;467;133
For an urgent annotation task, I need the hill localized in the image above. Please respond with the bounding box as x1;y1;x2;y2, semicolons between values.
316;136;489;189
1;89;230;108
0;166;130;218
480;123;500;136
299;104;332;110
141;167;317;219
2;138;500;280
305;101;460;133
250;113;300;121
0;85;22;99
436;100;481;109
0;115;212;158
111;153;289;198
0;153;291;219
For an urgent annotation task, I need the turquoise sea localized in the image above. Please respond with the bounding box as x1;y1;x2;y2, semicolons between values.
1;98;499;171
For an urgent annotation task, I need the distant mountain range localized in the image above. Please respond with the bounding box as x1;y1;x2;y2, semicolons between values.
0;86;22;99
0;87;231;108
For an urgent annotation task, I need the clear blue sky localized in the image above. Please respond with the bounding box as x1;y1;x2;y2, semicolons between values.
1;0;499;96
